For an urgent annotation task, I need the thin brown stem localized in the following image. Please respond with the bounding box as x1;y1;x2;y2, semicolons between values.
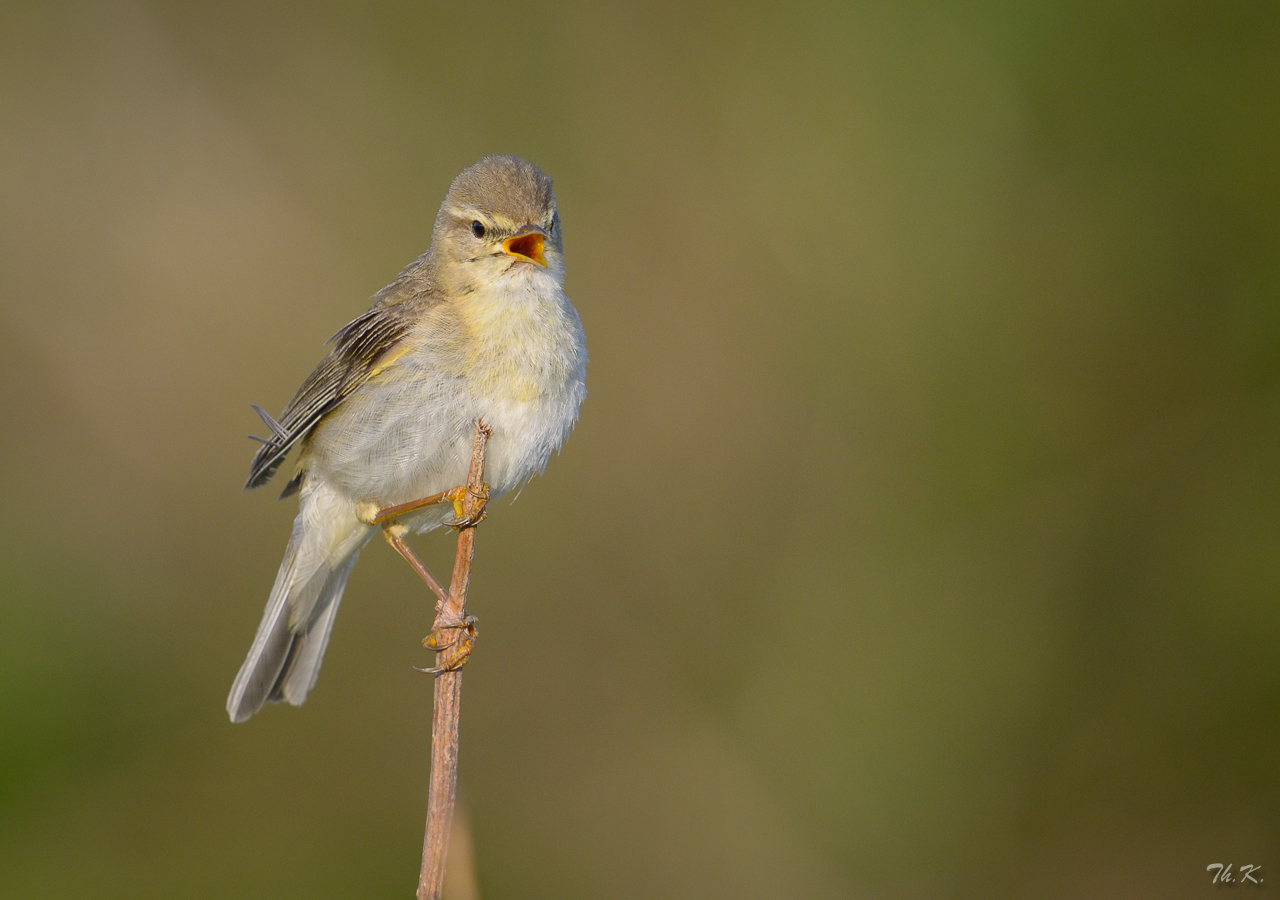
418;420;491;900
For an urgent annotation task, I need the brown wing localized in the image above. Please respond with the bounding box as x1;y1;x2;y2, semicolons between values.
244;285;421;492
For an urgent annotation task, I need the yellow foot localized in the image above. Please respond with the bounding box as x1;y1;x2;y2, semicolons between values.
415;616;478;674
445;482;491;529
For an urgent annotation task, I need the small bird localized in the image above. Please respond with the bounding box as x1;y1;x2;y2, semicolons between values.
227;156;587;723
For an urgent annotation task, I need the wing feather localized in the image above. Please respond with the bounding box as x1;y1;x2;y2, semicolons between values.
244;285;424;491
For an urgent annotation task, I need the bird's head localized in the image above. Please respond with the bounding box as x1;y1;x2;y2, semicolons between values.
430;155;564;289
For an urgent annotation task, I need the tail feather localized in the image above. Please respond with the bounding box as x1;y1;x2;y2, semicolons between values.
272;555;356;706
227;509;366;723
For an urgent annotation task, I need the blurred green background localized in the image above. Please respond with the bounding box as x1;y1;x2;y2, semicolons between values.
2;1;1278;897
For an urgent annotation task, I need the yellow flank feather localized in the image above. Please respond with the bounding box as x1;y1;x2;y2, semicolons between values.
367;342;410;379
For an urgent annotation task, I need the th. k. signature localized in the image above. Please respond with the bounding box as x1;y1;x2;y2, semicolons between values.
1208;863;1263;885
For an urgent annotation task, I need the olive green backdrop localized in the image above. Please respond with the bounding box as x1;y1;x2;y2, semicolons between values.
1;2;1277;898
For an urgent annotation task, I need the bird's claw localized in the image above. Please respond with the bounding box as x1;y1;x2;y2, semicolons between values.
445;482;491;529
415;615;478;674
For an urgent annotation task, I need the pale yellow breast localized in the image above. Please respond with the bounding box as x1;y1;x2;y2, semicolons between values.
454;277;577;405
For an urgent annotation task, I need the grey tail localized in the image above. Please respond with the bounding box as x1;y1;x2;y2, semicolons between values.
226;523;360;723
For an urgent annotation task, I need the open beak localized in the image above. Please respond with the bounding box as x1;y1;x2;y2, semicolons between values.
502;227;547;267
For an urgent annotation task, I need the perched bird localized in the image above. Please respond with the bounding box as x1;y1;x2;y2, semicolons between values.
227;156;587;723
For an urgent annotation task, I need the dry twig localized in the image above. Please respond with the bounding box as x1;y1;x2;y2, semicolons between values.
418;421;490;900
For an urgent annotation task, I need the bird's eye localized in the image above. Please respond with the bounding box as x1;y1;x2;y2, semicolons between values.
471;220;485;238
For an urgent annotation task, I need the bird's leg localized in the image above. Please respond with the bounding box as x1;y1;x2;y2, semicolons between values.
356;481;491;529
381;524;448;606
380;520;479;672
358;487;462;526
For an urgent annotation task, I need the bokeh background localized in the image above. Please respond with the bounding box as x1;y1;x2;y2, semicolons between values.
2;1;1278;897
